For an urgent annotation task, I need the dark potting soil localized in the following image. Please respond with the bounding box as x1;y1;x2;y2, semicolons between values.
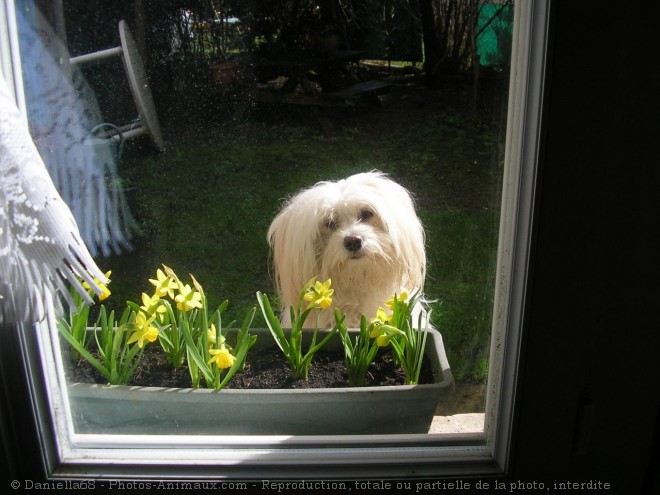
65;344;434;389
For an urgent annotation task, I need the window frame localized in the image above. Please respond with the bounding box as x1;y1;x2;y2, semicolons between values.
1;0;550;480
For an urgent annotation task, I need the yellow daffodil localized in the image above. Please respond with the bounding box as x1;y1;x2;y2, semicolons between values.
208;347;236;369
127;311;159;348
207;324;217;344
206;324;226;345
149;268;177;299
135;310;157;333
82;270;112;301
371;324;405;347
369;306;391;337
303;278;334;310
174;282;203;311
140;292;166;316
386;291;409;310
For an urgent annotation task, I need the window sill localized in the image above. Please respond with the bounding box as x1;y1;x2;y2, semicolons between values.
430;414;485;435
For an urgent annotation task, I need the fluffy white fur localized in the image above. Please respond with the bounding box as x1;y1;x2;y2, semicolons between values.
268;171;426;328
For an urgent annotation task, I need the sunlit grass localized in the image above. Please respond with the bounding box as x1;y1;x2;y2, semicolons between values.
422;208;499;381
110;93;503;383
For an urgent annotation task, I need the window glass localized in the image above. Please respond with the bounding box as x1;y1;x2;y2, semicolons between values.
15;0;516;443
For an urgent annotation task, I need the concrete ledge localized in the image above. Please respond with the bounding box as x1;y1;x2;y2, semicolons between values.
429;413;485;434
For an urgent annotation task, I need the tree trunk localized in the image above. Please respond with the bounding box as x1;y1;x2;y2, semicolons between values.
419;0;480;86
419;0;443;86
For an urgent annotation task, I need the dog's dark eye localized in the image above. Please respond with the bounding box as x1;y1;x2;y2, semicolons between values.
359;209;374;222
324;217;338;230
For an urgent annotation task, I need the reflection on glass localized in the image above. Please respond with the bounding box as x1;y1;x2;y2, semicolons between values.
18;0;512;436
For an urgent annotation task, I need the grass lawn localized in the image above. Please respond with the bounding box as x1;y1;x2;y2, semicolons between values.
100;78;507;387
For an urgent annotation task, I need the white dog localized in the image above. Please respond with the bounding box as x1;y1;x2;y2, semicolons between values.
267;171;426;328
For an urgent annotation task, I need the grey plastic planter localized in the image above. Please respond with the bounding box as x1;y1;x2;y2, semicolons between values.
67;328;454;435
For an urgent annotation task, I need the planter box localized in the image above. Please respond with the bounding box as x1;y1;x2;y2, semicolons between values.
67;328;454;436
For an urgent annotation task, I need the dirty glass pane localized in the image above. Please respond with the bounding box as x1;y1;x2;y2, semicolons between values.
16;0;512;437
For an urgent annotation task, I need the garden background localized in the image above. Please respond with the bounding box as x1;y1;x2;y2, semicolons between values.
50;0;513;413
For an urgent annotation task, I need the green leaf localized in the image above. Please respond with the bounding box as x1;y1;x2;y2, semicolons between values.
58;321;110;381
217;312;255;389
180;318;215;384
256;292;290;356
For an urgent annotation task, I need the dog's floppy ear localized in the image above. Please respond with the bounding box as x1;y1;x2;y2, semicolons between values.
267;191;322;310
386;177;426;292
357;172;427;292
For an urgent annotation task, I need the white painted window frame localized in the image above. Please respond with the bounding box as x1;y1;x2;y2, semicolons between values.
1;0;550;479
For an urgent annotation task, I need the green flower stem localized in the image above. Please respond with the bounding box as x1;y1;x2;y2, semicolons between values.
389;293;430;385
218;308;257;389
66;290;91;360
58;305;145;385
338;312;380;386
58;321;111;382
181;302;256;390
59;265;257;390
256;291;342;380
157;301;186;367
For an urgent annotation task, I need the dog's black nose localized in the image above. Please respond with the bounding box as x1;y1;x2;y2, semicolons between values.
344;235;363;252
